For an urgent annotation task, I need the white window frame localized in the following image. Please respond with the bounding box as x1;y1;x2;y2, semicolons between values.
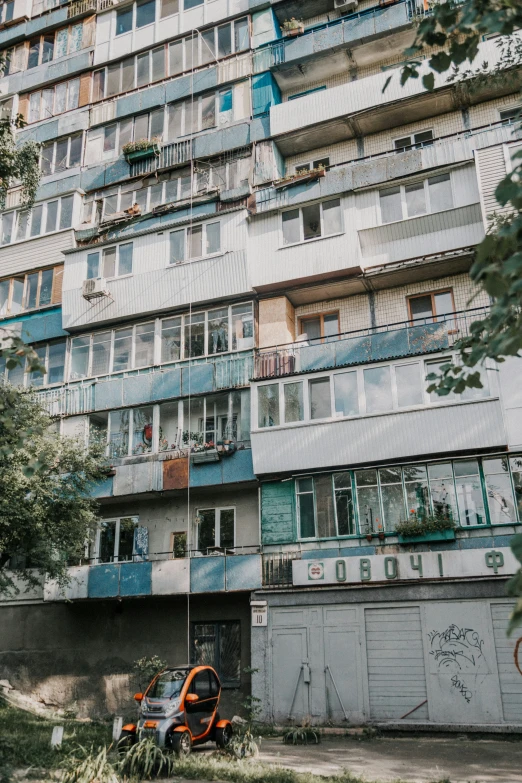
0;195;76;245
293;156;330;175
253;352;494;431
280;197;344;248
85;241;133;281
40;134;83;176
167;220;221;265
26;77;80;123
93;516;139;563
378;173;454;225
195;506;236;552
2;339;66;388
393;129;434;151
115;0;157;37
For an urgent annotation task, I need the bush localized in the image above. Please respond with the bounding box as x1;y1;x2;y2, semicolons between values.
394;512;455;538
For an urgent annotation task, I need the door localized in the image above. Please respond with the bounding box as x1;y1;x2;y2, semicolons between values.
185;669;218;738
272;627;309;722
324;627;364;722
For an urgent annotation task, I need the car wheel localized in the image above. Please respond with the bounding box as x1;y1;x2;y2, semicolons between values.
117;730;136;749
171;730;192;756
215;724;233;749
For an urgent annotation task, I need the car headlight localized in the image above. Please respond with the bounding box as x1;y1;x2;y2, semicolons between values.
164;698;181;716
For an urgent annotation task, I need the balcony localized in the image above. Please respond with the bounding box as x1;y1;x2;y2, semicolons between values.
254;307;488;379
35;351;254;416
253;1;415;89
43;550;262;601
269;34;522;156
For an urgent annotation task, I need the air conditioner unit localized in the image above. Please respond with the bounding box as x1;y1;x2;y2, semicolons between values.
334;0;358;11
82;278;108;301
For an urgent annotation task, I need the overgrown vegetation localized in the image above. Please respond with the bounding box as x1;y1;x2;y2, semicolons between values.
395;512;456;538
283;726;320;745
132;656;167;692
0;385;108;596
0;114;41;210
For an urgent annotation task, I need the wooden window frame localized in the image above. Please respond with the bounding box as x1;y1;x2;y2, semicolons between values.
407;289;455;324
0;265;63;317
299;310;340;340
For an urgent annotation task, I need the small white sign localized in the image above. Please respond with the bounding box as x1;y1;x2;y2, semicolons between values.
113;716;123;741
252;604;267;627
51;726;64;748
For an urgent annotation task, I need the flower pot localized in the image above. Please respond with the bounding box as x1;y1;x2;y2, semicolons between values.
284;25;304;36
397;529;456;544
365;534;373;542
378;532;385;541
125;144;159;164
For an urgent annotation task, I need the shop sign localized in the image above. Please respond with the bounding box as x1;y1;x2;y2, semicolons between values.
292;547;519;587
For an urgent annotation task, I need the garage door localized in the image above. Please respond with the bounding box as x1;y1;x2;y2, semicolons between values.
491;603;522;722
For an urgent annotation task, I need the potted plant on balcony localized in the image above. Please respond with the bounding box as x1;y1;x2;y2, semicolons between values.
395;511;456;544
123;137;161;164
274;164;327;189
281;18;304;36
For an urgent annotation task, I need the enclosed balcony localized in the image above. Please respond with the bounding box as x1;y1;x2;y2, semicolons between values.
253;1;417;89
269;34;522;156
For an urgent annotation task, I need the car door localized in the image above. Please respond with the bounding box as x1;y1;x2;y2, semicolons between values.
186;669;217;738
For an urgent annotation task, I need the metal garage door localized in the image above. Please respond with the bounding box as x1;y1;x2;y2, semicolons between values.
491;603;522;722
365;606;428;720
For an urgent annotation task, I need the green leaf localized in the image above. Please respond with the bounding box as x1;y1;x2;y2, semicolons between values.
422;72;435;91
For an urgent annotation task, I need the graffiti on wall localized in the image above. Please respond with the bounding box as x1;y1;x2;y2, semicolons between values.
428;624;488;703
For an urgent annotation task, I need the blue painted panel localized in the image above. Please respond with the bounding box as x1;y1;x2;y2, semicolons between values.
95;378;123;410
88;564;120;598
150;367;181;402
407;323;449;355
338;546;377;557
252;72;281;116
116;92;142;119
335;335;371;366
18;120;60;146
120;561;152;596
104;158;132;187
36;174;81;201
190;459;222;488
370;329;409;362
226;555;262;590
139;84;166;113
250;115;270;141
190;556;226;593
221;449;255;484
122;374;153;406
80;165;107;193
493;535;515;547
299;343;336;372
26;6;67;35
3;308;67;343
90;476;114;498
181;364;214;396
0;22;26;47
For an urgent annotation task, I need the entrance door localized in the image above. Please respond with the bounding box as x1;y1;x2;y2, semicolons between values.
272;627;309;722
324;626;364;722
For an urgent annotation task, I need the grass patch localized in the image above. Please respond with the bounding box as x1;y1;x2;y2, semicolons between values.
0;698;111;773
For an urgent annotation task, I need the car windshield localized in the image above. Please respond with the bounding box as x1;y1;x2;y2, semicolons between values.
147;669;190;699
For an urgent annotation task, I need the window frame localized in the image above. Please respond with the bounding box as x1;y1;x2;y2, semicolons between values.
407;289;456;324
0;265;61;317
190;619;241;688
379;173;454;225
93;516;139;563
0;195;75;244
167;220;221;265
299;311;340;342
26;76;81;123
280;197;343;247
0;338;66;387
393;129;434;152
195;506;236;552
40;134;83;176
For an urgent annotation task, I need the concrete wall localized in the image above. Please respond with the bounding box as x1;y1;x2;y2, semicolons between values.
0;593;251;719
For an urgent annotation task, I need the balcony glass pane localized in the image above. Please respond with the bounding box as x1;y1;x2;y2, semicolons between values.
395;362;422;407
404;466;429;521
136;52;149;87
315;474;336;538
161;317;182;362
428;462;457;522
152;46;165;81
112;327;132;372
357;486;380;534
136;0;155;28
334;371;358;417
168;40;183;77
405;181;426;217
134;322;155;368
0;280;9;315
25;273;38;309
11;277;24;314
188;225;202;258
48;341;66;384
92;331;111;376
428;173;453;212
169;229;185;264
231;303;253;350
334;472;354;535
380;186;402;223
284;382;304;423
121;57;135;91
309;377;330;419
109;410;130;457
258;384;279;427
426;359;454;402
455;464;485;526
234;17;249;51
184;312;205;357
102;247;116;278
70;336;90;379
206;222;220;254
380;482;404;532
282;209;300;245
116;6;132;35
39;268;53;306
483;457;516;524
133;406;154;454
160;0;178;17
322;198;341;236
198;509;216;551
302;203;321;241
509;456;522;521
202;94;216;129
219;509;235;548
297;482;315;539
54;139;68;173
87;252;100;280
107;62;121;96
364;366;392;413
59;196;73;229
118;243;133;276
217;23;232;57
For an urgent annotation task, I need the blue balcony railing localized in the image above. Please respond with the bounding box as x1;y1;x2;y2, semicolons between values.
254;307;489;379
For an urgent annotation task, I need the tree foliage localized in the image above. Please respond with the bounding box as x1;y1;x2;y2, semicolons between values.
0;383;107;596
0;115;41;209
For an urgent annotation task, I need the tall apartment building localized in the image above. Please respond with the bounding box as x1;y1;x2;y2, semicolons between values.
0;0;522;726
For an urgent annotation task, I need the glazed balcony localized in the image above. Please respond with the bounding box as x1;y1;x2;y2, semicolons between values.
253;1;416;89
254;307;489;380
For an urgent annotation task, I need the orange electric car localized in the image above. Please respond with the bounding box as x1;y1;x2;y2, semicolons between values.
120;664;233;755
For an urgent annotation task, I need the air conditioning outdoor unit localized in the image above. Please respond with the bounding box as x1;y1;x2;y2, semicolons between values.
82;278;108;301
334;0;358;11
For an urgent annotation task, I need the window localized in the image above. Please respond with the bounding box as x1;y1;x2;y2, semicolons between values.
96;517;139;562
282;199;342;245
500;107;521;125
333;371;359;417
394;130;433;151
454;460;486;526
70;303;253;380
116;5;133;35
379;174;453;223
258;384;279;427
363;365;392;413
196;508;235;552
191;621;241;687
483;457;517;525
408;289;455;323
284;381;304;423
0;339;66;386
309;377;331;419
170;531;187;558
297;474;350;539
158;390;249;451
85;242;133;279
1;197;74;243
41;135;82;175
299;312;339;342
426;357;489;402
295;157;330;175
168;221;220;264
26;77;80;122
0;265;62;316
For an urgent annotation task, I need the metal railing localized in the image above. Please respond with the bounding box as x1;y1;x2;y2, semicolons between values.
130;139;193;178
254;307;490;380
262;552;301;588
69;544;261;567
